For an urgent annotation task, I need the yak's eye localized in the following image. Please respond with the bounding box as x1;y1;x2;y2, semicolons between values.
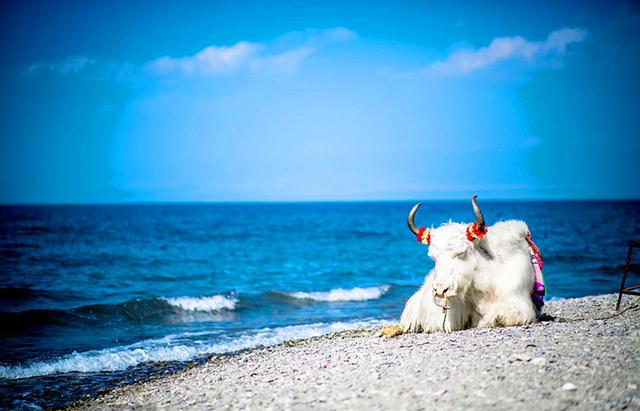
453;250;466;258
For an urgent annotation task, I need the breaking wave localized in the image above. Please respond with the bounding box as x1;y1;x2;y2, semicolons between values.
286;285;391;302
162;295;237;312
0;318;391;379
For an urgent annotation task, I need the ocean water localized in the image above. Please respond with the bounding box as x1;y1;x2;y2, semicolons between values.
1;201;639;409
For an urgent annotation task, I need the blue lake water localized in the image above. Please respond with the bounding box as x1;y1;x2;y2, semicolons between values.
1;201;639;409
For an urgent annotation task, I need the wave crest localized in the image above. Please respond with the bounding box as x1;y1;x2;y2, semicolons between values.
163;295;237;312
287;285;390;302
0;318;391;379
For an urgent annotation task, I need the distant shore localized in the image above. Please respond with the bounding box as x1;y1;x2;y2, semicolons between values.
70;294;640;410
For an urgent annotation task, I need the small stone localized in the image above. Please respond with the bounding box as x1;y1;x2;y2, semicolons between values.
434;389;447;396
628;384;638;390
562;383;577;391
531;357;546;366
511;354;532;362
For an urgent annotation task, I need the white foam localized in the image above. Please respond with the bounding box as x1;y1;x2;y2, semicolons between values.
163;295;237;312
0;318;392;380
287;285;390;302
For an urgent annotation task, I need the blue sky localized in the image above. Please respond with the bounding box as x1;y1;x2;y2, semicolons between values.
1;0;639;203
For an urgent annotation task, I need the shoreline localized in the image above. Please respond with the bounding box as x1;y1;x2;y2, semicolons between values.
70;294;640;410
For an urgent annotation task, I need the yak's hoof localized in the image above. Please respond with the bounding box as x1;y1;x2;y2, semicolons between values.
378;325;403;338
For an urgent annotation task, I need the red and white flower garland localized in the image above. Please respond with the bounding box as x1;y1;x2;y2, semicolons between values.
416;223;488;245
415;227;431;245
465;222;488;242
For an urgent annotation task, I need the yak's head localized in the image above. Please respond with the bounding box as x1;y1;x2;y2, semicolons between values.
408;195;488;302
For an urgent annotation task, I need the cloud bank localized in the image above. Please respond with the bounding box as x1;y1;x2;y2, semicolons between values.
144;27;356;77
27;27;357;82
28;56;97;75
425;27;587;76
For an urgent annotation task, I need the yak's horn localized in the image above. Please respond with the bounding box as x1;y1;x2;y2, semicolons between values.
407;202;422;235
471;195;485;230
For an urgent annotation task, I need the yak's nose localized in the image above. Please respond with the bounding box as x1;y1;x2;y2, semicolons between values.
433;284;450;297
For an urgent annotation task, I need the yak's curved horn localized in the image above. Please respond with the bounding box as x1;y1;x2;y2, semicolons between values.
407;202;422;235
471;195;485;230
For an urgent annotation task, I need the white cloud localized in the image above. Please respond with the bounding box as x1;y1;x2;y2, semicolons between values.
544;28;587;54
28;56;135;83
28;56;97;75
249;46;315;74
28;27;357;81
143;27;355;77
425;27;587;76
144;42;262;76
315;27;357;43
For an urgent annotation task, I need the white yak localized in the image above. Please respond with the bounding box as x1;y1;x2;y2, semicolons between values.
380;196;544;337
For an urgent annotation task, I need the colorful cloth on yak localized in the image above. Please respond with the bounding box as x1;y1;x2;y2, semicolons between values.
526;233;545;311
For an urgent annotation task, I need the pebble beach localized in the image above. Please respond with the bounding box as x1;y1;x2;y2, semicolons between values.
70;293;640;410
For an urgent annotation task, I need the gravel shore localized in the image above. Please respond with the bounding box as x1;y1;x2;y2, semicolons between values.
70;294;640;410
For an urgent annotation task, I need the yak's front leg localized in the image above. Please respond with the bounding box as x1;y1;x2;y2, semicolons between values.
380;277;452;337
378;288;427;338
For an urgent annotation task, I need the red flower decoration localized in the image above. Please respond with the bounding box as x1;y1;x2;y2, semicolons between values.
416;227;431;245
466;222;487;242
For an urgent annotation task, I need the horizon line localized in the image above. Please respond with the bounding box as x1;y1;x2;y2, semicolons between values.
1;197;639;206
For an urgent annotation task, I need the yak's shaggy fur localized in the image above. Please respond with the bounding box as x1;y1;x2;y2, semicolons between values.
381;220;537;336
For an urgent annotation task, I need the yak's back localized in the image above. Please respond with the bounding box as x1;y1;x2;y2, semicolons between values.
483;220;531;260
